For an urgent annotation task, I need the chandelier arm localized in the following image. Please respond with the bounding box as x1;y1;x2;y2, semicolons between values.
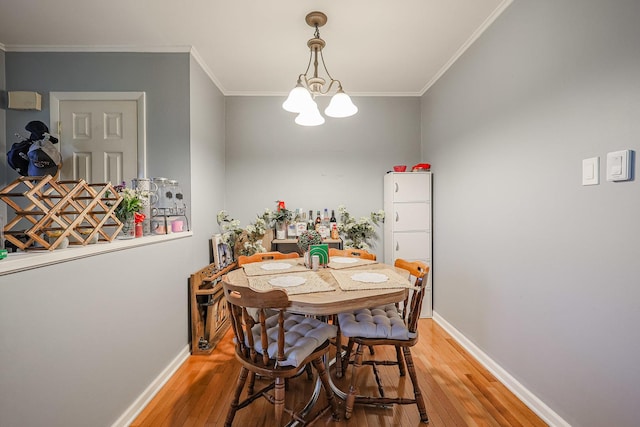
318;50;335;82
303;50;313;78
310;79;340;96
325;79;342;94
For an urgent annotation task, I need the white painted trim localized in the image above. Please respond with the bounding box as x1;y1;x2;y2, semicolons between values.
0;232;193;276
4;45;191;53
189;47;227;95
49;91;148;178
432;311;571;427
420;0;514;95
224;91;422;97
110;345;191;427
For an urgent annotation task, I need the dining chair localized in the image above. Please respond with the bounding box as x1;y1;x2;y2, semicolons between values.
328;247;377;376
328;247;377;261
236;251;299;267
235;250;303;393
337;259;430;423
222;281;339;426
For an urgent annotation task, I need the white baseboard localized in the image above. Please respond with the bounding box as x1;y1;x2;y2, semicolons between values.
432;312;570;427
111;345;191;427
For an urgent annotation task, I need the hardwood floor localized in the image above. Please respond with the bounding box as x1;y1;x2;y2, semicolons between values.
131;319;547;426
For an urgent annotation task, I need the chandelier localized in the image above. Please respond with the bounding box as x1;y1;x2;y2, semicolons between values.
282;11;358;126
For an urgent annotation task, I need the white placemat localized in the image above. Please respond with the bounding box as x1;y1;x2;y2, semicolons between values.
249;271;335;295
331;256;358;264
330;268;414;291
350;272;388;283
268;275;306;288
327;257;378;270
242;259;307;276
261;262;294;271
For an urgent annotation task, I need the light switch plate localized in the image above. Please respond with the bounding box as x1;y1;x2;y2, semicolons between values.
606;150;631;182
582;157;599;185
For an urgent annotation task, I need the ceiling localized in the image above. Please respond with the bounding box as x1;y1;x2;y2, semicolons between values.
0;0;510;96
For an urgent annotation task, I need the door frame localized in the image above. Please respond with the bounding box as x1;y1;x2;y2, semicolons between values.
50;92;147;178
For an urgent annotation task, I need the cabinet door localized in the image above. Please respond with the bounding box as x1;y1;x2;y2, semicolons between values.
392;232;431;260
392;173;430;202
392;202;430;231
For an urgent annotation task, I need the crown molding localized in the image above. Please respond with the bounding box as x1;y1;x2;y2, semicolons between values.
188;46;227;95
420;0;513;95
224;91;422;97
0;43;5;52
2;44;192;53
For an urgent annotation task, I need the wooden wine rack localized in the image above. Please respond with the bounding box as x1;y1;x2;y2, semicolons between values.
189;262;237;355
0;176;124;251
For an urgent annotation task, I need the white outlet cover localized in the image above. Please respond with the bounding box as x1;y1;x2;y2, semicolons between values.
582;157;599;186
606;150;631;182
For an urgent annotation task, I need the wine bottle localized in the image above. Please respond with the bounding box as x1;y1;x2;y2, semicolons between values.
329;209;338;239
307;210;315;230
315;210;322;232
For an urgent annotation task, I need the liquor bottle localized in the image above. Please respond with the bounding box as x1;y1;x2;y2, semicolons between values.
323;208;330;226
315;210;322;231
296;210;308;236
307;210;315;230
329;209;338;239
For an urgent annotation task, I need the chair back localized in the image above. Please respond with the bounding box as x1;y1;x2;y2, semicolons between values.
328;247;376;261
394;259;430;334
222;280;291;367
237;251;299;266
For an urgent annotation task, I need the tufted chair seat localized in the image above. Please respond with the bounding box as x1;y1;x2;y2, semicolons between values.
222;281;338;426
337;304;414;341
338;259;431;423
250;313;337;367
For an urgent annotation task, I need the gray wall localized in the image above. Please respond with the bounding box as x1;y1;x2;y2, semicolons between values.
0;239;195;427
225;96;420;259
421;1;640;426
0;48;6;223
3;52;192;204
0;53;225;426
189;56;226;259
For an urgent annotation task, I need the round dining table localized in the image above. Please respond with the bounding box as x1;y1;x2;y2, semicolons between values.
223;261;410;316
222;259;412;426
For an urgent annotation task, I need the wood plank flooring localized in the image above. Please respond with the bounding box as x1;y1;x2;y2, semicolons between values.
131;319;547;426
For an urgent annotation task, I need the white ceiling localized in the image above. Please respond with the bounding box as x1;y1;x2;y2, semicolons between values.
0;0;511;96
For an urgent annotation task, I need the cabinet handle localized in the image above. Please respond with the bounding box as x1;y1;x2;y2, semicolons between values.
395;212;399;222
395;241;399;251
395;183;399;193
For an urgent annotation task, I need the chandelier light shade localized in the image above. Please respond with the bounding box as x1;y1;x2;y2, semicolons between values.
283;11;358;126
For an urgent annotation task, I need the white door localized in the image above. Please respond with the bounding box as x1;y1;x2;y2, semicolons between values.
59;100;138;184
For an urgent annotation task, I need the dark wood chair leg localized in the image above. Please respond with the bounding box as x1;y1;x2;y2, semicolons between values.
342;338;355;377
225;366;249;427
312;357;340;420
335;317;344;378
274;376;285;426
247;372;256;395
395;345;406;376
403;347;429;423
344;344;364;420
305;363;313;380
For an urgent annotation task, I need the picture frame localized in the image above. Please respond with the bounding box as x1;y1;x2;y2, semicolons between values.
212;234;232;270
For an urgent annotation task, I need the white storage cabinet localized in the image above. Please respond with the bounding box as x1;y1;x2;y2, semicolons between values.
383;172;432;318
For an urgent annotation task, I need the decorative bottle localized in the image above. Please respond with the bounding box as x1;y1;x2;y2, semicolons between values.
329;210;339;239
307;210;315;230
